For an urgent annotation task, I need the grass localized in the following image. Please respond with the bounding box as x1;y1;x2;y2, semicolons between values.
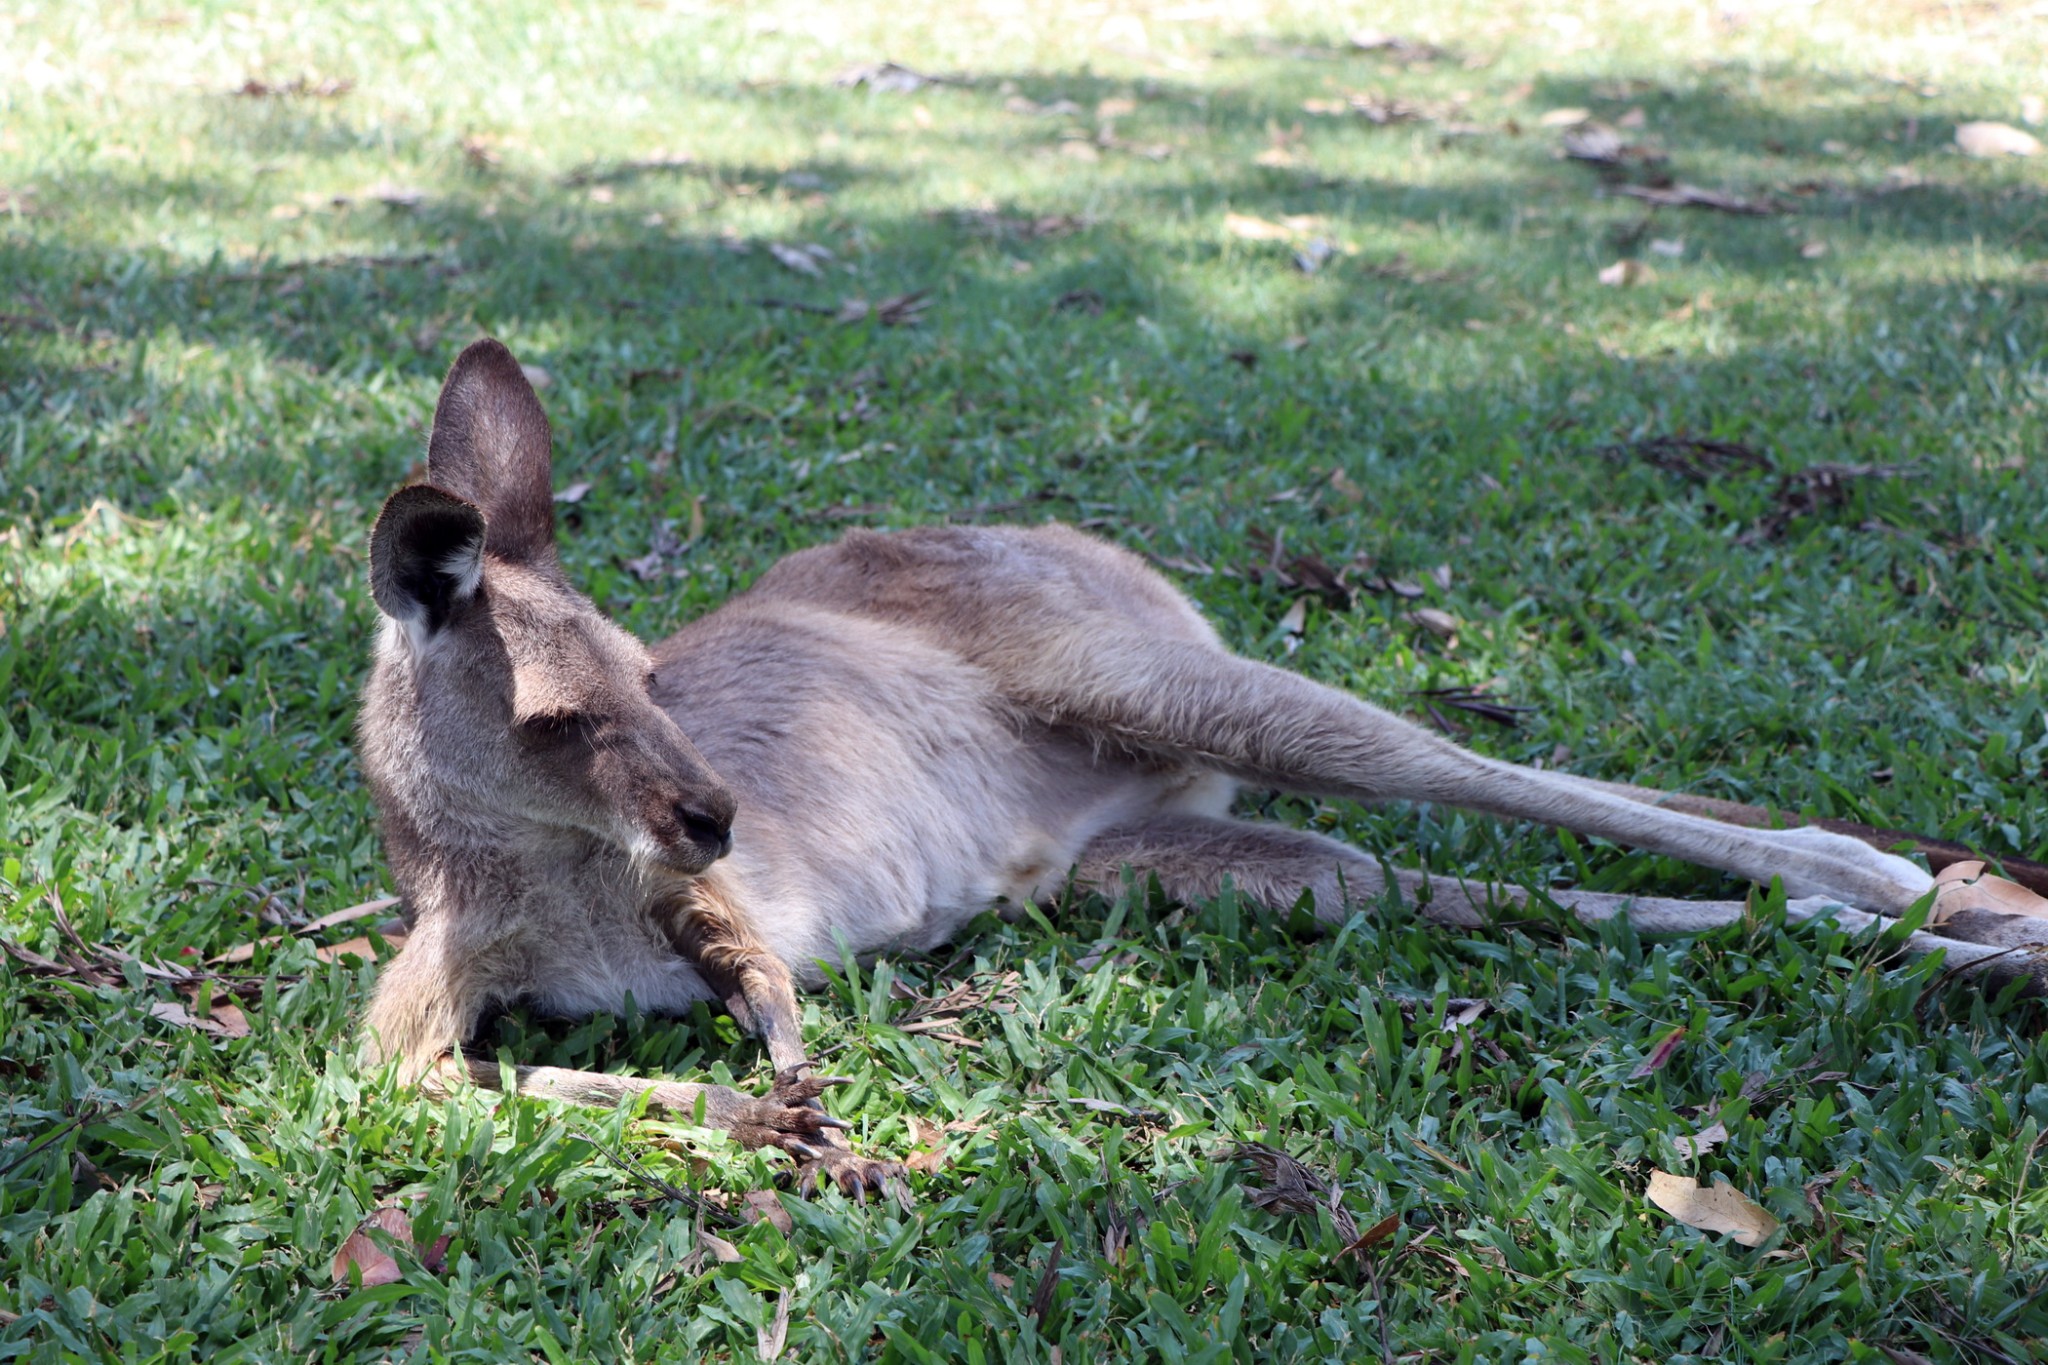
4;0;2047;1359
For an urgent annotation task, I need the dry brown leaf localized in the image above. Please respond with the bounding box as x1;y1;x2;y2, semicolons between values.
149;1000;245;1039
1306;90;1425;124
741;1189;794;1234
211;895;402;966
331;1205;449;1288
1277;599;1308;648
1029;1242;1063;1328
1230;1143;1363;1250
181;985;252;1038
302;897;402;935
1598;259;1655;287
905;1116;948;1174
1614;183;1775;215
1929;861;2048;923
1004;95;1071;116
1673;1121;1730;1160
1225;212;1291;241
767;242;830;276
315;935;394;964
332;1214;406;1288
1628;1025;1687;1079
1645;1170;1779;1247
1561;121;1624;163
2022;95;2046;126
1538;107;1591;127
235;76;353;98
362;183;426;209
836;291;931;327
1408;607;1458;639
1074;942;1140;969
1955;121;2041;158
1244;212;1329;242
1294;239;1336;274
553;481;593;505
2;939;67;974
699;1229;744;1263
518;363;553;390
1347;30;1446;62
1337;1212;1401;1258
758;1290;791;1361
833;61;953;93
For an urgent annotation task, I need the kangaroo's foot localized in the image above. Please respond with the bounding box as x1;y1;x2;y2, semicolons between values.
752;1064;909;1203
788;1139;910;1203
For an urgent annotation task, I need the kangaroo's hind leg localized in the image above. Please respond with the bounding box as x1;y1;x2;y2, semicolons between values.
1074;814;1765;931
1000;634;1932;915
1069;816;2048;1000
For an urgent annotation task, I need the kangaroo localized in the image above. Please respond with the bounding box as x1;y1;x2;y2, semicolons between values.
358;338;2048;1195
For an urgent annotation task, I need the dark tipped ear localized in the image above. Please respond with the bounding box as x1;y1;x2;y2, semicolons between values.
425;338;556;562
370;485;488;639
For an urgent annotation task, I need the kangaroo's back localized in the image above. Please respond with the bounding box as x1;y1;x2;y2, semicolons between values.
738;522;1224;669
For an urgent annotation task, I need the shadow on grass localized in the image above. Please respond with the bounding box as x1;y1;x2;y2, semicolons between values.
5;58;2042;610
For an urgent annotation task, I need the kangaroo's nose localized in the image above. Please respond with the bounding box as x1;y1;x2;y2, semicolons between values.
676;804;734;860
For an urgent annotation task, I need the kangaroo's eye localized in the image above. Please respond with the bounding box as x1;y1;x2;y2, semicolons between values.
644;670;660;693
515;710;588;741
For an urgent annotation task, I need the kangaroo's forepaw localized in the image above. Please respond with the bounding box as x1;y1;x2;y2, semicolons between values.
724;1069;854;1157
766;1063;855;1108
790;1142;911;1205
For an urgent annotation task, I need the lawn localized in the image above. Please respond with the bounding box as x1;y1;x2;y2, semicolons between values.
4;0;2047;1359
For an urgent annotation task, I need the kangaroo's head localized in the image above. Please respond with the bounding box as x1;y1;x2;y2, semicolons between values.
359;339;737;902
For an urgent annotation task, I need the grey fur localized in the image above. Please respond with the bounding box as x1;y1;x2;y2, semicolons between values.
357;340;2046;1193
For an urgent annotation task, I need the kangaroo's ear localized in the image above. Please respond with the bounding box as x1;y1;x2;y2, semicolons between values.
424;338;556;563
370;484;488;641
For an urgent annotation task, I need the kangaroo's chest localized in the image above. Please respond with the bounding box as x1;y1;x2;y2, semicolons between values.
658;606;1230;970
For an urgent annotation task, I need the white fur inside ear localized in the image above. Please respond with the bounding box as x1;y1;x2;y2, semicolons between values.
378;612;433;659
376;537;483;657
441;536;485;599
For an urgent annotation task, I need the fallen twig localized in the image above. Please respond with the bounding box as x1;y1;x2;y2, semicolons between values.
1613;183;1777;215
